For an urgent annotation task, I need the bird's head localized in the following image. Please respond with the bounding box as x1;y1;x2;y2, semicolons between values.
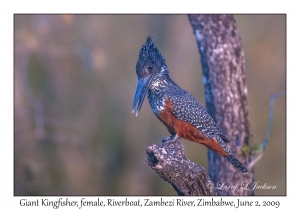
132;36;168;116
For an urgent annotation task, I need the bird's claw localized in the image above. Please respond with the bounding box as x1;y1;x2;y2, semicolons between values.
161;136;171;143
161;134;179;147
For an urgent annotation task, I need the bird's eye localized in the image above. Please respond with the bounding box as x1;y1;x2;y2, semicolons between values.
149;66;153;70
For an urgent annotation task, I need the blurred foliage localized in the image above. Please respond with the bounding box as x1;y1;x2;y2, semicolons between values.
14;15;286;195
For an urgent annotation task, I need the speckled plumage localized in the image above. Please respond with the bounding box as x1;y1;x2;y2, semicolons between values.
147;71;233;155
133;36;248;174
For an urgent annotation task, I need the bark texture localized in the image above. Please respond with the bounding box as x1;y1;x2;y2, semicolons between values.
189;14;253;195
146;141;216;196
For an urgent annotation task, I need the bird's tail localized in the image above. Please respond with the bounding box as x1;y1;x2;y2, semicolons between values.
225;155;248;174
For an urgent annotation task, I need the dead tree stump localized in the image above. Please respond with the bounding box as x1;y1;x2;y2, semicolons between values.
146;141;216;196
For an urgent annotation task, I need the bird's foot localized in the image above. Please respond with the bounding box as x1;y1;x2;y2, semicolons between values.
162;134;179;147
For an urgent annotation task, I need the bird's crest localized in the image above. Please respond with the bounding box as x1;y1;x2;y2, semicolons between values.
137;36;167;72
139;36;155;58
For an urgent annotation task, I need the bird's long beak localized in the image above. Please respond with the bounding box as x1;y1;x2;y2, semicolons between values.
132;75;152;116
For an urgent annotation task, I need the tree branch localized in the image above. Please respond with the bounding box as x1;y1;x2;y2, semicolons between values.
145;141;216;196
247;90;286;170
263;91;286;151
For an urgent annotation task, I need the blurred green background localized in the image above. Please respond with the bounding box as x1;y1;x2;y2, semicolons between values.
14;15;286;196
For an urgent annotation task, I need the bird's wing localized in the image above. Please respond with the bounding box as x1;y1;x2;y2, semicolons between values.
169;92;229;143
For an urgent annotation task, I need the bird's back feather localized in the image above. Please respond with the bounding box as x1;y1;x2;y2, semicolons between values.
168;90;225;142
